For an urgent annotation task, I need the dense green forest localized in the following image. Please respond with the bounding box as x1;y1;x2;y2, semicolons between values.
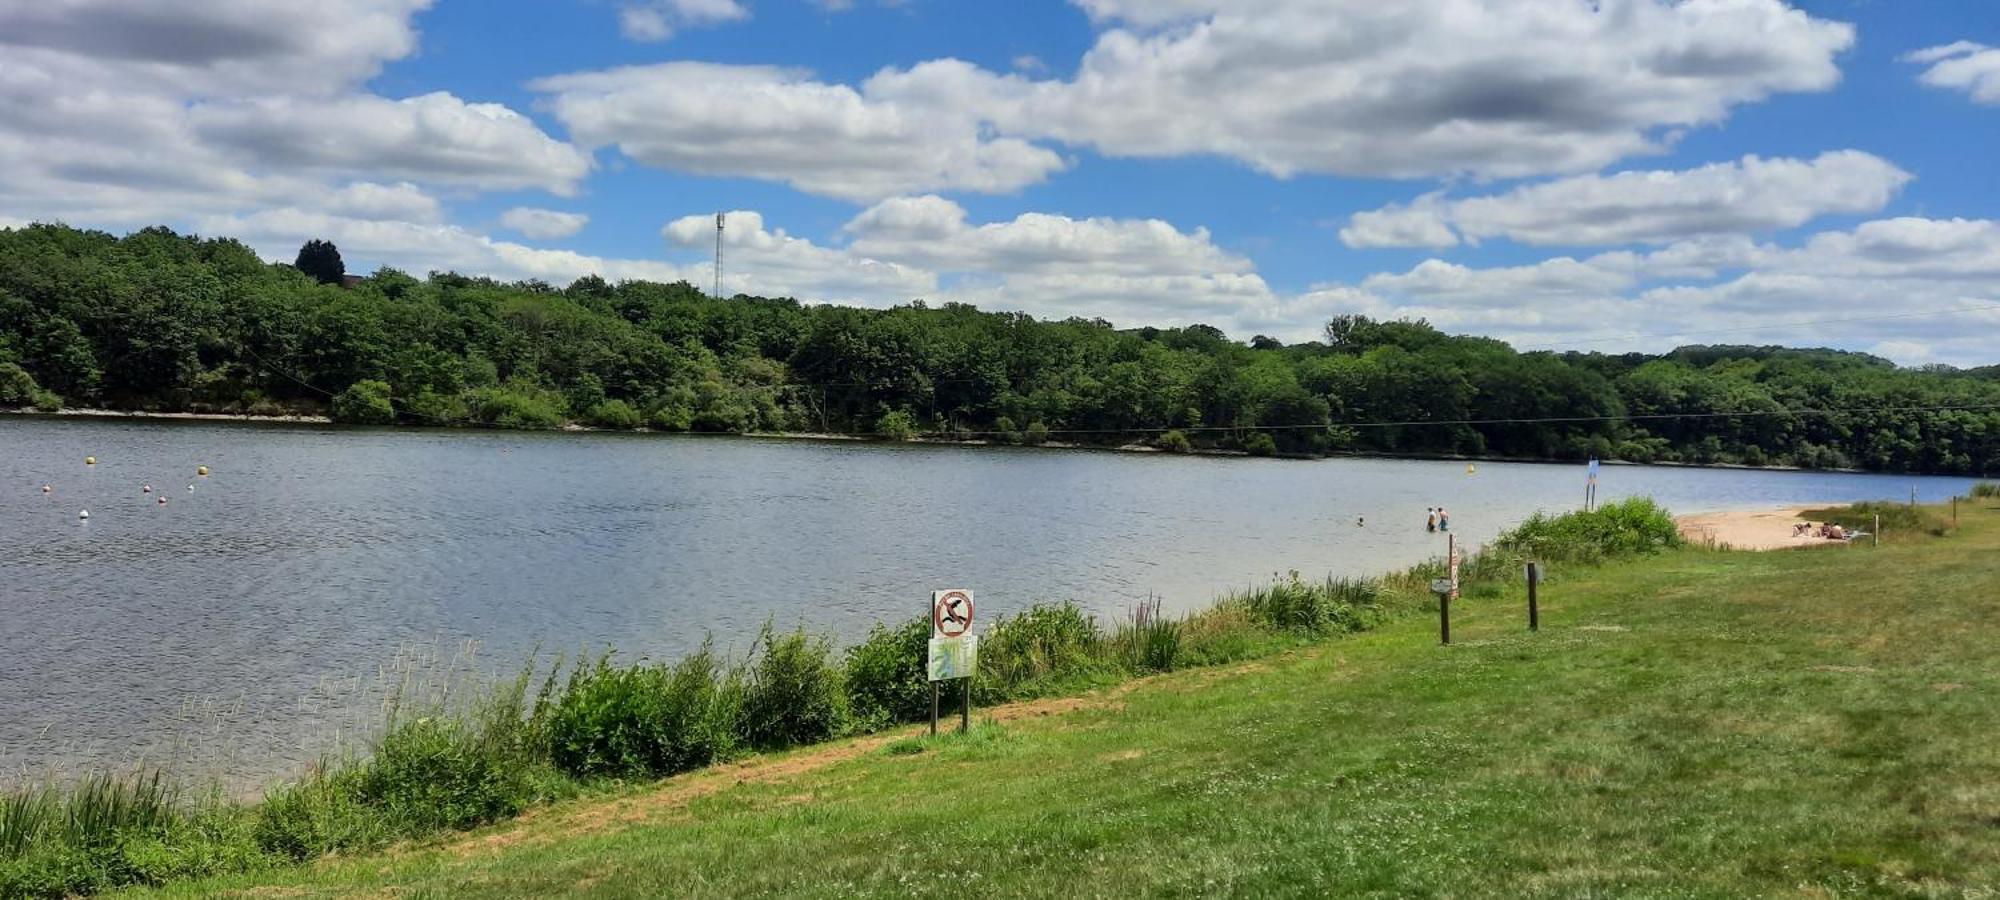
2;223;1997;474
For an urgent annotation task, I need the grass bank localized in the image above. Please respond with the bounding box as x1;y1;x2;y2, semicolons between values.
128;495;2000;898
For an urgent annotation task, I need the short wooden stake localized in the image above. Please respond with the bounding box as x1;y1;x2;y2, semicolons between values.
1527;562;1539;632
930;682;940;736
1874;513;1881;548
1439;591;1451;645
960;679;971;734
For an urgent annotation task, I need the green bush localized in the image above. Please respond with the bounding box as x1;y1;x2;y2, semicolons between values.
875;409;917;441
0;362;39;407
472;384;566;429
648;388;695;431
582;399;641;430
992;416;1022;445
1471;497;1682;578
843;618;932;729
253;767;383;861
356;716;529;835
1243;432;1278;457
976;603;1107;702
1023;421;1049;445
1235;573;1385;636
542;647;739;778
1970;482;2000;499
1154;430;1193;453
741;626;847;749
330;379;395;425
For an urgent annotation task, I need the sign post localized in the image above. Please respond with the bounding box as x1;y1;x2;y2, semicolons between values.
1526;562;1540;632
928;589;977;735
1431;577;1454;645
1584;457;1600;512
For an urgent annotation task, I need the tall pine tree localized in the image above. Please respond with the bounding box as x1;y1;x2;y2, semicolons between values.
294;239;345;286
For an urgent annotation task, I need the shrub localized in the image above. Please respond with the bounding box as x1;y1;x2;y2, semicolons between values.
541;647;739;778
30;389;61;412
843;618;932;729
1474;497;1682;578
253;766;384;861
330;379;395;425
1243;432;1278;457
354;716;528;835
875;409;917;441
1154;430;1193;453
648;388;695;431
1023;421;1050;445
976;603;1107;702
0;362;40;407
472;384;566;429
582;399;641;430
1176;601;1278;667
992;416;1022;445
1970;482;2000;499
741;625;847;749
1235;573;1384;636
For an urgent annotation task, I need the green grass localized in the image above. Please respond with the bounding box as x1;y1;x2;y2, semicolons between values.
128;502;2000;898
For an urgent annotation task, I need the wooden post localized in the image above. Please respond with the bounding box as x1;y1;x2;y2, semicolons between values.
1874;513;1881;548
1527;562;1539;632
930;682;939;736
1953;495;1959;526
1448;533;1459;600
960;679;971;734
1439;590;1451;645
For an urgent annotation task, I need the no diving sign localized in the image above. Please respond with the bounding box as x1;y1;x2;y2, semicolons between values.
933;589;974;637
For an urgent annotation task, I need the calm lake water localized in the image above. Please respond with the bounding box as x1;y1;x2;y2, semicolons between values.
0;416;1979;786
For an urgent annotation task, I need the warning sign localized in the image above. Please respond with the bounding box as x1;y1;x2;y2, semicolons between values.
933;589;974;637
928;634;977;682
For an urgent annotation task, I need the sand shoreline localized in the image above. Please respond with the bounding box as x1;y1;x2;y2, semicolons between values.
1676;506;1861;550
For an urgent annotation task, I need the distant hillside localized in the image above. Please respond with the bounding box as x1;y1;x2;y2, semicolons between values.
3;223;1997;475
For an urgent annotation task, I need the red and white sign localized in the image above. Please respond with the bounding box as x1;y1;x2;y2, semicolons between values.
933;589;974;637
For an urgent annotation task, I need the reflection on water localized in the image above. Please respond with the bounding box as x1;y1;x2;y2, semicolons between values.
0;416;1977;785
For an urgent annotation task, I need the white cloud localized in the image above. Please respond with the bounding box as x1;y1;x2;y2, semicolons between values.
844;195;1252;277
661;209;935;300
1342;151;1911;248
531;1;1852;198
500;208;589;240
532;63;1067;202
617;0;749;42
325;182;442;223
1903;41;2000;105
190;93;591;195
0;0;588;229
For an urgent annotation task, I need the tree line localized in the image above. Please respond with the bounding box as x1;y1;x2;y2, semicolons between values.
2;223;1997;474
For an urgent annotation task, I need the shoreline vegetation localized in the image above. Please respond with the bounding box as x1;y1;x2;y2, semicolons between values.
0;406;1866;476
4;224;1999;476
1;498;1690;897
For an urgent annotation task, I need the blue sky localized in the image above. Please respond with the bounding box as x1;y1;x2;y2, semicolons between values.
3;1;1998;363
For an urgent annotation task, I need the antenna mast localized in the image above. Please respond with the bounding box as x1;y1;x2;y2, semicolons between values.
713;212;725;300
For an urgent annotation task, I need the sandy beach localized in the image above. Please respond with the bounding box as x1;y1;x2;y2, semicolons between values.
1676;507;1858;550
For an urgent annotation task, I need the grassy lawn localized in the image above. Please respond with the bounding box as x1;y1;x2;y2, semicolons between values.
139;505;2000;898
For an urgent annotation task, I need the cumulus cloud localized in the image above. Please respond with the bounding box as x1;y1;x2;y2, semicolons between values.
661;209;935;300
1341;216;2000;365
324;182;442;223
1903;41;2000;105
1341;151;1911;248
190;93;591;195
531;63;1067;202
617;0;749;42
542;0;1853;197
0;0;588;229
500;208;590;240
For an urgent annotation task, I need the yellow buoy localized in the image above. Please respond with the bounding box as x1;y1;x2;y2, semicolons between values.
1466;464;1476;474
85;456;96;466
197;466;209;476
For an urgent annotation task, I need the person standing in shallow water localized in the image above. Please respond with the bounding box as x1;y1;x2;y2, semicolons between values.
1439;507;1450;531
1426;508;1438;533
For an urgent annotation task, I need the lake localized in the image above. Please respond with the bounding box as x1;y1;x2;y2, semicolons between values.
0;416;1979;786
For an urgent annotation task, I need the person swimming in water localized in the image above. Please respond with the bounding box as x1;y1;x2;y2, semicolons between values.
1426;508;1437;533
